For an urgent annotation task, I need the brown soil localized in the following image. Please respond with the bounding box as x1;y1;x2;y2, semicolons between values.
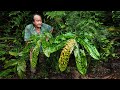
45;59;120;79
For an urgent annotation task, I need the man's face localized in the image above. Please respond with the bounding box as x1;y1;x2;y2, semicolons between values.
33;15;42;28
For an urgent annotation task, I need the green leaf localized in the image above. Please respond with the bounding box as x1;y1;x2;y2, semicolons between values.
0;51;6;56
17;60;26;79
42;41;66;57
78;37;100;60
0;68;15;77
61;25;66;29
74;42;87;75
0;57;6;61
4;59;18;68
9;51;19;56
59;39;76;72
0;44;7;48
30;40;41;69
43;47;51;57
0;37;15;40
54;32;75;44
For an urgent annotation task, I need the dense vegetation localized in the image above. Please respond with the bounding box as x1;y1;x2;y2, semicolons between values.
0;11;120;79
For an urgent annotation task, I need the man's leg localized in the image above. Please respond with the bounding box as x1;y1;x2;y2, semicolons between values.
39;46;45;64
38;53;49;78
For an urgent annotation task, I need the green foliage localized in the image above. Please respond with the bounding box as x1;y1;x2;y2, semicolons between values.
42;32;75;57
112;11;120;26
57;35;100;75
0;32;52;78
0;68;15;78
1;11;120;78
43;11;114;75
77;37;100;60
17;60;26;79
44;11;67;36
58;39;76;72
6;31;100;76
4;59;18;69
74;44;87;75
30;39;41;69
1;57;27;79
0;12;32;79
0;37;16;60
45;11;66;19
9;51;19;57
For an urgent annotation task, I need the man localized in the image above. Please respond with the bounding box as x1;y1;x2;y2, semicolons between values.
24;13;53;77
24;13;53;42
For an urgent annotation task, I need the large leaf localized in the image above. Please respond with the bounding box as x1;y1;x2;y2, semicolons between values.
30;40;41;69
78;37;100;60
42;40;66;57
74;42;87;75
59;39;76;72
25;32;52;69
42;32;75;57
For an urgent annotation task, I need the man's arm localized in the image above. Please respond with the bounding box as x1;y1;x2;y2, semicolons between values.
24;25;31;42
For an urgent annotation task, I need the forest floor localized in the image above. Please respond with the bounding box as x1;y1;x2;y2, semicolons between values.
23;58;120;79
2;55;120;79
